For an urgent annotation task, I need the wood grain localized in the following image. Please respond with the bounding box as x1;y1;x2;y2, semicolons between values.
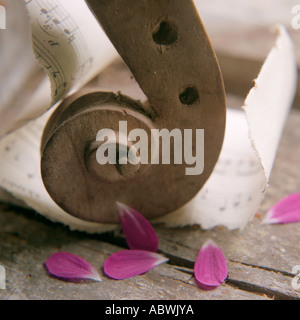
41;0;226;223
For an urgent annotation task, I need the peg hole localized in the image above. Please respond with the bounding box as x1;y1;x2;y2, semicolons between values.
152;20;178;46
179;87;199;106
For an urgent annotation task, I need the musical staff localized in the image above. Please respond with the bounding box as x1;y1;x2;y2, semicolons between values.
26;0;96;102
213;149;262;177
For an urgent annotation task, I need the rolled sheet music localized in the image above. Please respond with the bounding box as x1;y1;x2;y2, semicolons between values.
0;0;297;232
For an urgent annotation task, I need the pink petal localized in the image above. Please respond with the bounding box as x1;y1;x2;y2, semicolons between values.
116;202;159;252
103;250;168;280
263;193;300;225
45;252;101;282
194;239;228;290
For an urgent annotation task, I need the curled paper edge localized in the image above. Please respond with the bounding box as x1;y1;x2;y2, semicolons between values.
242;25;298;180
0;25;297;232
0;0;119;139
154;25;298;230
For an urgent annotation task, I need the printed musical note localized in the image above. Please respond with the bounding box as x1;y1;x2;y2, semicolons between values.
40;6;57;15
51;71;60;78
43;24;52;30
48;40;59;46
235;157;261;176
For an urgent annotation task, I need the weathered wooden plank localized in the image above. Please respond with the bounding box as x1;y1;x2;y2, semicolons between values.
227;261;299;300
156;234;299;300
0;205;268;300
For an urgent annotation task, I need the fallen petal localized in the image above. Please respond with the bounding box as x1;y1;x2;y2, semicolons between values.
45;252;101;282
263;193;300;225
194;239;228;290
103;250;168;280
116;202;159;252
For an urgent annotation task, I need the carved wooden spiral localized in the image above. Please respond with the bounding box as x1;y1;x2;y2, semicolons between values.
40;0;226;224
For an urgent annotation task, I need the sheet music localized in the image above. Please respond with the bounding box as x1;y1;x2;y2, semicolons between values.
0;1;297;232
0;0;44;138
0;0;118;138
154;109;267;229
26;0;118;103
